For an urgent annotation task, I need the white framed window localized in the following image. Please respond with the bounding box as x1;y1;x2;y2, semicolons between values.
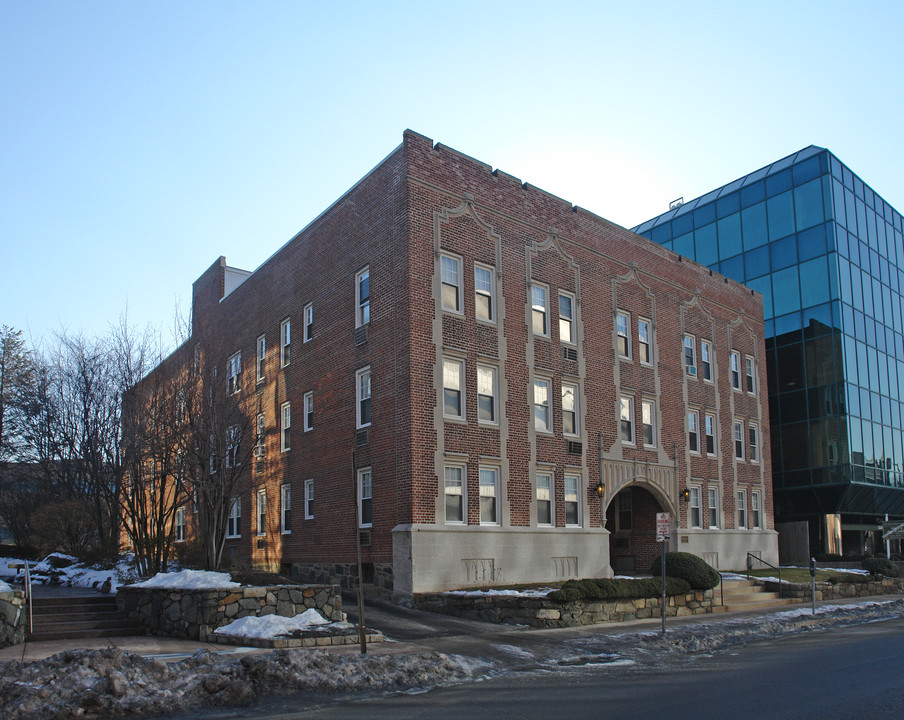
749;423;759;462
616;490;633;531
477;364;497;424
226;496;241;538
734;420;744;459
256;489;267;536
564;474;581;526
559;292;575;344
751;489;762;529
642;399;655;447
174;506;186;543
255;413;265;458
737;490;747;529
443;358;465;420
193;343;201;376
356;267;370;327
536;472;553;526
227;352;242;395
280;318;291;368
701;340;712;381
689;486;702;528
534;378;551;432
531;284;548;336
620;396;634;444
225;425;240;468
479;466;499;525
474;263;495;322
730;351;741;390
256;335;266;382
688;411;699;453
684;335;697;376
444;465;465;524
280;402;291;452
708;486;720;528
356;367;371;428
304;391;313;432
357;467;372;528
616;312;630;358
562;382;579;436
304;302;313;342
745;355;755;394
441;253;462;312
705;413;716;455
638;318;651;364
281;484;291;534
304;478;314;519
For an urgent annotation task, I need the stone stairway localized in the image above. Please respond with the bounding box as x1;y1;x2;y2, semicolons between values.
717;577;803;613
27;595;144;641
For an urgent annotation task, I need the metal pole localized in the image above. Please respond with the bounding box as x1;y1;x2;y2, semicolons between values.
661;539;666;633
353;451;366;654
810;556;816;616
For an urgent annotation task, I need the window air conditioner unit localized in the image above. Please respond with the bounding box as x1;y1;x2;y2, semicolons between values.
687;365;697;376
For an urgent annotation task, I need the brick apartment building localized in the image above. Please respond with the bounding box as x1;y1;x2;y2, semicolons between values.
142;130;778;600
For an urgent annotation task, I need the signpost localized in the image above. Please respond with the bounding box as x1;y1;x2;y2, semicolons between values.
656;512;670;633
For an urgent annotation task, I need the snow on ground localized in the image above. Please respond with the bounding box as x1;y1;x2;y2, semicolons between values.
444;588;555;598
0;556;23;578
214;609;352;639
130;569;239;590
0;579;12;592
5;554;141;593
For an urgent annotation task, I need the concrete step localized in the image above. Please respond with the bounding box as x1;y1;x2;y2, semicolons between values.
722;596;803;612
27;595;144;640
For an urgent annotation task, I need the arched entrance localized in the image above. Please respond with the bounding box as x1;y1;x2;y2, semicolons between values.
606;483;668;574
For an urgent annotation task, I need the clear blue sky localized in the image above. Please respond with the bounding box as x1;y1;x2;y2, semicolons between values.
3;1;902;348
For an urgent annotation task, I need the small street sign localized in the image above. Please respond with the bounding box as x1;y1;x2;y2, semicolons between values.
881;520;904;540
656;512;670;542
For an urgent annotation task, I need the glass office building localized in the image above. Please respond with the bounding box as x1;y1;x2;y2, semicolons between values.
634;147;904;556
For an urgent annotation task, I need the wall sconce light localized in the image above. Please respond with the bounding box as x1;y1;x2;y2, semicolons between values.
680;488;691;502
595;480;605;497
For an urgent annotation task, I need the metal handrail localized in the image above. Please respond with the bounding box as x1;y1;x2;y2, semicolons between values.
746;552;783;598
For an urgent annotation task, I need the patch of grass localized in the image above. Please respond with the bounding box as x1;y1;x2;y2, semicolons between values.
742;568;868;583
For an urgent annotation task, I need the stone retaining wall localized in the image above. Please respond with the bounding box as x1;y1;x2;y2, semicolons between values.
415;589;716;628
764;577;904;601
117;584;343;641
0;590;26;648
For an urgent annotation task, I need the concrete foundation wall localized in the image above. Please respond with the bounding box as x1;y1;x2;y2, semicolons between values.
678;529;779;570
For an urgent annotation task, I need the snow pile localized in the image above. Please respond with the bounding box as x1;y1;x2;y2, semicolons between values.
0;647;471;719
7;554;141;594
0;579;12;592
0;556;22;578
130;570;239;590
215;609;351;639
444;588;555;598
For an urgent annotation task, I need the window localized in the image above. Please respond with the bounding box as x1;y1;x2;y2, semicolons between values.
734;420;744;459
357;468;372;528
638;319;651;364
209;434;217;474
280;402;291;452
737;490;747;529
281;484;291;534
745;355;755;393
479;467;498;524
749;423;759;462
620;396;634;443
444;465;464;523
534;379;551;432
689;487;702;528
752;490;762;529
531;284;548;335
562;383;579;436
701;340;712;381
642;399;655;447
684;335;697;376
255;413;265;458
304;479;314;519
559;292;574;344
280;318;291;368
564;475;580;526
617;490;632;531
304;391;313;432
304;303;313;342
256;335;266;382
227;352;241;395
256;489;267;535
616;312;630;357
443;358;465;419
477;365;497;424
441;254;462;312
356;267;370;326
174;506;186;543
688;411;699;453
226;497;241;538
226;425;239;468
730;351;741;390
536;473;553;526
193;343;201;376
708;487;720;528
705;413;716;455
356;367;371;428
475;264;495;322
